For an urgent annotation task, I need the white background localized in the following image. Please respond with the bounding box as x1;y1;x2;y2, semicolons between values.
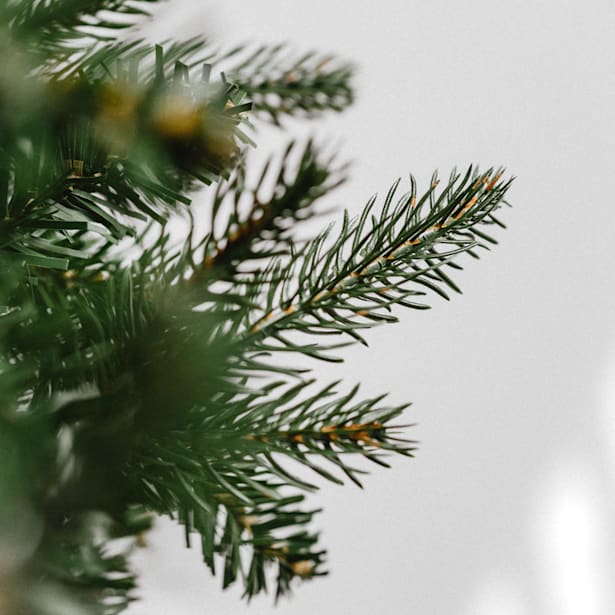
129;2;615;613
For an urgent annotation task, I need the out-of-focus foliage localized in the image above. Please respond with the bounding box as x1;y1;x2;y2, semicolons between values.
0;1;511;612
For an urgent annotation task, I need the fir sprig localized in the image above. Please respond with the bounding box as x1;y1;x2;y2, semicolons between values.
237;167;510;360
130;378;414;598
223;45;354;124
0;41;250;271
192;140;347;281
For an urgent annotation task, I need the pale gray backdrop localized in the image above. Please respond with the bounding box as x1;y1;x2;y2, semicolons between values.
128;2;615;613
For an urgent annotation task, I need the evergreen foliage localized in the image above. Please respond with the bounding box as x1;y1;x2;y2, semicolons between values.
0;1;512;612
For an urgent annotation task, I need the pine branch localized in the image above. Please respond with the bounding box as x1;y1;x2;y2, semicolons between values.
224;45;354;124
234;168;511;361
191;140;346;282
64;41;354;123
153;378;415;485
121;375;413;598
246;390;414;472
135;452;326;600
0;42;251;271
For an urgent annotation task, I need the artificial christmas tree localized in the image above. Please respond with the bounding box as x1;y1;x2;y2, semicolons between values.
0;1;511;612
